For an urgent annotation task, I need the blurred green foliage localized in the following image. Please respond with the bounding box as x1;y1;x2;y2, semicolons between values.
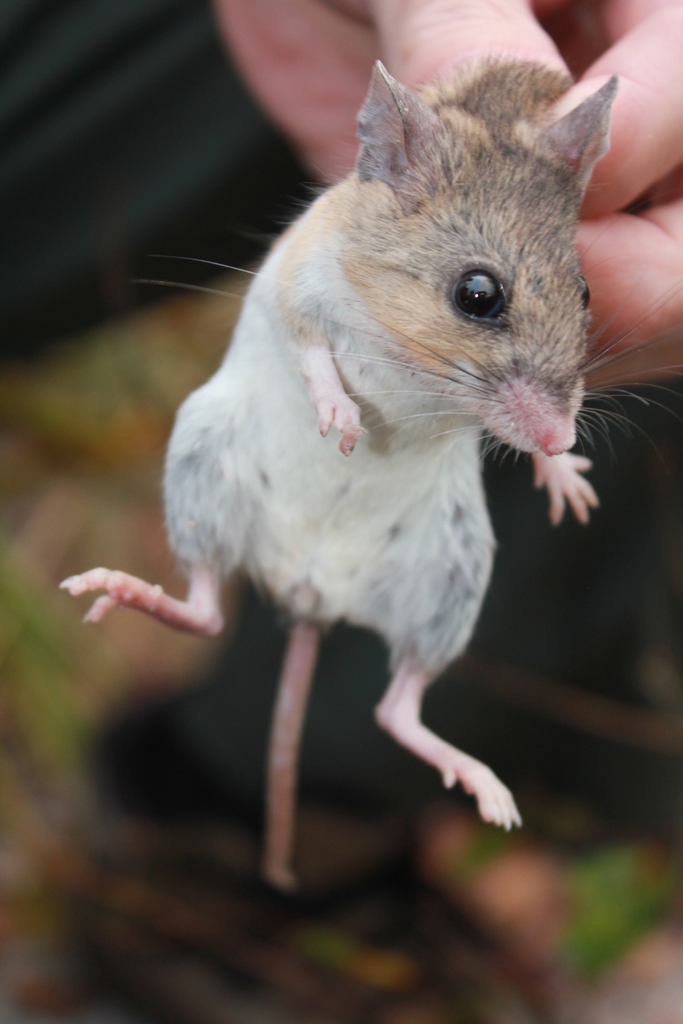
562;844;676;977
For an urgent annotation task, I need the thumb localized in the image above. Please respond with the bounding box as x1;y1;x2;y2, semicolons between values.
367;0;566;86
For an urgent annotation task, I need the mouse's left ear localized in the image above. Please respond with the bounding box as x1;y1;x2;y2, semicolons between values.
542;75;618;192
356;61;442;211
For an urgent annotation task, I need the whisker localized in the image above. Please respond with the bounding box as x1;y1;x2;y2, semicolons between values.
336;301;498;396
587;364;683;389
582;409;632;438
590;387;683;427
585;286;682;363
345;389;460;399
577;413;614;456
586;334;683;379
363;409;479;430
579;391;670;464
585;289;641;352
574;420;595;453
427;425;488;442
583;281;683;372
333;350;500;399
579;220;616;260
148;254;266;280
131;278;245;299
143;260;504;410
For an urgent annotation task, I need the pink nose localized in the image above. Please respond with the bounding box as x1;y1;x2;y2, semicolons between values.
538;422;576;456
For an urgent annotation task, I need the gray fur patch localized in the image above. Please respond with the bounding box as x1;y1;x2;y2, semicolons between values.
352;465;495;674
164;384;248;572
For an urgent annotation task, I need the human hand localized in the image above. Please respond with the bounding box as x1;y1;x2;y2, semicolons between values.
212;0;683;375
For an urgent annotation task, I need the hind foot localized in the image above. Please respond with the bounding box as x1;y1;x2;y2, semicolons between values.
375;660;521;831
60;564;223;636
437;749;522;831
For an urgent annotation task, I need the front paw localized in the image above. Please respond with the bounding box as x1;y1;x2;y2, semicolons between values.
533;452;599;526
317;394;364;456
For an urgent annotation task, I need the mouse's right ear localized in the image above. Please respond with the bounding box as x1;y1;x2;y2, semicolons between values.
357;61;441;212
542;75;619;193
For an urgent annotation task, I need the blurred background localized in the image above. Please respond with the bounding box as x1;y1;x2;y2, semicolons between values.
1;2;683;1022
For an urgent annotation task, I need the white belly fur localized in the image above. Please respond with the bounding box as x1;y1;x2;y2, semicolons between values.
164;223;495;671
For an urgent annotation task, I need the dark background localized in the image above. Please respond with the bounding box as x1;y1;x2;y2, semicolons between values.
0;0;308;358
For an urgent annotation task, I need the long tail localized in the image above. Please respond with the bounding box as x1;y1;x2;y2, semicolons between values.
262;621;320;890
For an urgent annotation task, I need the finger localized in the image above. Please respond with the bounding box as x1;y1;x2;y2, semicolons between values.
214;0;378;180
576;3;683;216
367;0;566;86
579;480;599;508
512;799;522;827
569;494;589;524
548;487;565;525
318;405;333;435
578;197;683;374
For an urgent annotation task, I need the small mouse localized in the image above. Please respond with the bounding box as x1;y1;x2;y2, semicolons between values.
61;59;617;890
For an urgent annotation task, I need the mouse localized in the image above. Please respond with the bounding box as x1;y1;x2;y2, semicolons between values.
60;58;617;890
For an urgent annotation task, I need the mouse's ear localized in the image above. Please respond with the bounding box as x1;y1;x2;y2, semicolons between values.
357;61;441;211
541;75;618;192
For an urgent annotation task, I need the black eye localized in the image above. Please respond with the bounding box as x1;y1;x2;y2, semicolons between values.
579;275;590;309
452;270;505;320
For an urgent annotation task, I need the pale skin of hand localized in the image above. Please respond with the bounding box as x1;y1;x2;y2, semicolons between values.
213;0;683;377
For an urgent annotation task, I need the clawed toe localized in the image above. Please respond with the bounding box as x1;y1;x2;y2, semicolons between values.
484;786;522;831
455;762;522;831
83;594;117;623
59;573;89;596
60;568;113;596
60;567;154;623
